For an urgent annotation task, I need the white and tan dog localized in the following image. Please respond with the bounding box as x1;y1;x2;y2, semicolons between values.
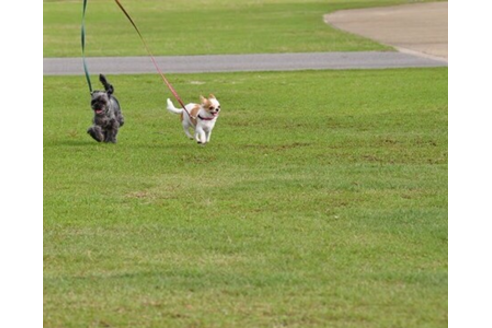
166;94;220;144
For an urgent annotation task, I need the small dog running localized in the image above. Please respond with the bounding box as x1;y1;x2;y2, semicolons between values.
166;94;220;144
87;74;124;143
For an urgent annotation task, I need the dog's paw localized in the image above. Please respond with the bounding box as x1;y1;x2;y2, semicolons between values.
87;127;104;142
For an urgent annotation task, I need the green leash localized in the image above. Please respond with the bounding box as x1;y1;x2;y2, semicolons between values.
81;0;93;94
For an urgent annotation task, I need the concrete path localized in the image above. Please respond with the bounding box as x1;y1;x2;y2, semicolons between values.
324;2;448;61
43;52;446;76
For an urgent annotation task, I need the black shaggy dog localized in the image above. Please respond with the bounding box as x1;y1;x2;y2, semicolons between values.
87;74;124;143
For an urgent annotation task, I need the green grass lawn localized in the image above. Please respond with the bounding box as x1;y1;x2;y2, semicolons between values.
44;68;448;327
43;0;441;57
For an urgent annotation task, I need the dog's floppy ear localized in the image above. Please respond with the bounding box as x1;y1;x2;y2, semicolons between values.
209;94;216;99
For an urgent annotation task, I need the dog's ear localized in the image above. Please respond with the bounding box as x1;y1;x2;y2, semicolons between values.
200;95;206;104
209;94;216;99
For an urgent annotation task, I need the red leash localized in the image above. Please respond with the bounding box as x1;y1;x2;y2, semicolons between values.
113;0;193;118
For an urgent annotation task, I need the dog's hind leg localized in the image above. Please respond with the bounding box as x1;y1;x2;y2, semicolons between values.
117;114;124;128
181;121;194;139
87;125;104;142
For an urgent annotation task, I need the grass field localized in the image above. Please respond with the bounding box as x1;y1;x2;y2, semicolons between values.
44;68;448;327
43;0;440;57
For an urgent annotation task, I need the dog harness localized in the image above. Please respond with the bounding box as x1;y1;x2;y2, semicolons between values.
197;115;217;121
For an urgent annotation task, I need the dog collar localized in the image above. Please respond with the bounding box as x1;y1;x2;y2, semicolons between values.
198;114;217;121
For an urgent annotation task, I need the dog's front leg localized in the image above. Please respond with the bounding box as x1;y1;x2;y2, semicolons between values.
195;127;206;144
205;130;212;143
105;121;120;143
104;130;118;143
87;125;104;142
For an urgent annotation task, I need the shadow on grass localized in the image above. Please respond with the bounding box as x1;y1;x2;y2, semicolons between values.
46;140;102;147
44;139;196;150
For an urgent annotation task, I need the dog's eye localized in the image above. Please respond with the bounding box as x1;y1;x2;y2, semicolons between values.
209;106;214;110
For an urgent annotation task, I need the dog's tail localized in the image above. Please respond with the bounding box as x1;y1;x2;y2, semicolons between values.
99;74;114;95
166;98;183;115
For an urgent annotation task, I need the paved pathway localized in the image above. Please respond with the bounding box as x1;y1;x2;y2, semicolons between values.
324;2;448;61
43;52;445;76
